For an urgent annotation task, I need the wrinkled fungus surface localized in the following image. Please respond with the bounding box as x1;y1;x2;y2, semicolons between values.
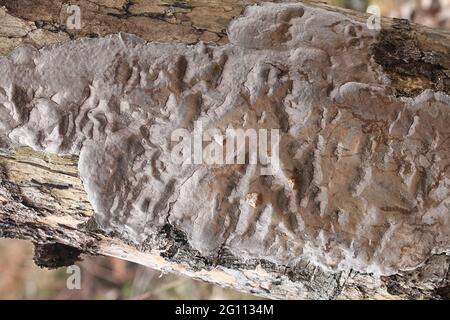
0;3;449;275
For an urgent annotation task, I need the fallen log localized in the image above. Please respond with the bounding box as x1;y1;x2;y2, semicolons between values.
0;0;449;299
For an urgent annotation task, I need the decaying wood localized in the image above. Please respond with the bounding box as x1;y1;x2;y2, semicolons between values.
0;0;449;300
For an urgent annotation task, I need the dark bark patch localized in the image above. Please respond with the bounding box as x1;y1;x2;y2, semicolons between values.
370;19;450;97
33;242;82;269
435;285;450;299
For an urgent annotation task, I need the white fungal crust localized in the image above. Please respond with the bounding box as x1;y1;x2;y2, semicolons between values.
0;3;449;276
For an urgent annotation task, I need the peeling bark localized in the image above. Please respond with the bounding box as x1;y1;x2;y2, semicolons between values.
0;1;449;300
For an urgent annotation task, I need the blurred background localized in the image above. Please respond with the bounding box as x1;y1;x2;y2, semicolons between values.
331;0;450;29
0;0;449;300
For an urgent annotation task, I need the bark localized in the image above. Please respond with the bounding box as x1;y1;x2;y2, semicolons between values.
0;0;449;300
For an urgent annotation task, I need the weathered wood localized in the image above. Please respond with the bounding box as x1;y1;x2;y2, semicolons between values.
0;0;449;299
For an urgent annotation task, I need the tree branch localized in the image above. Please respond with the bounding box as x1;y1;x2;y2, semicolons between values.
0;0;449;299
